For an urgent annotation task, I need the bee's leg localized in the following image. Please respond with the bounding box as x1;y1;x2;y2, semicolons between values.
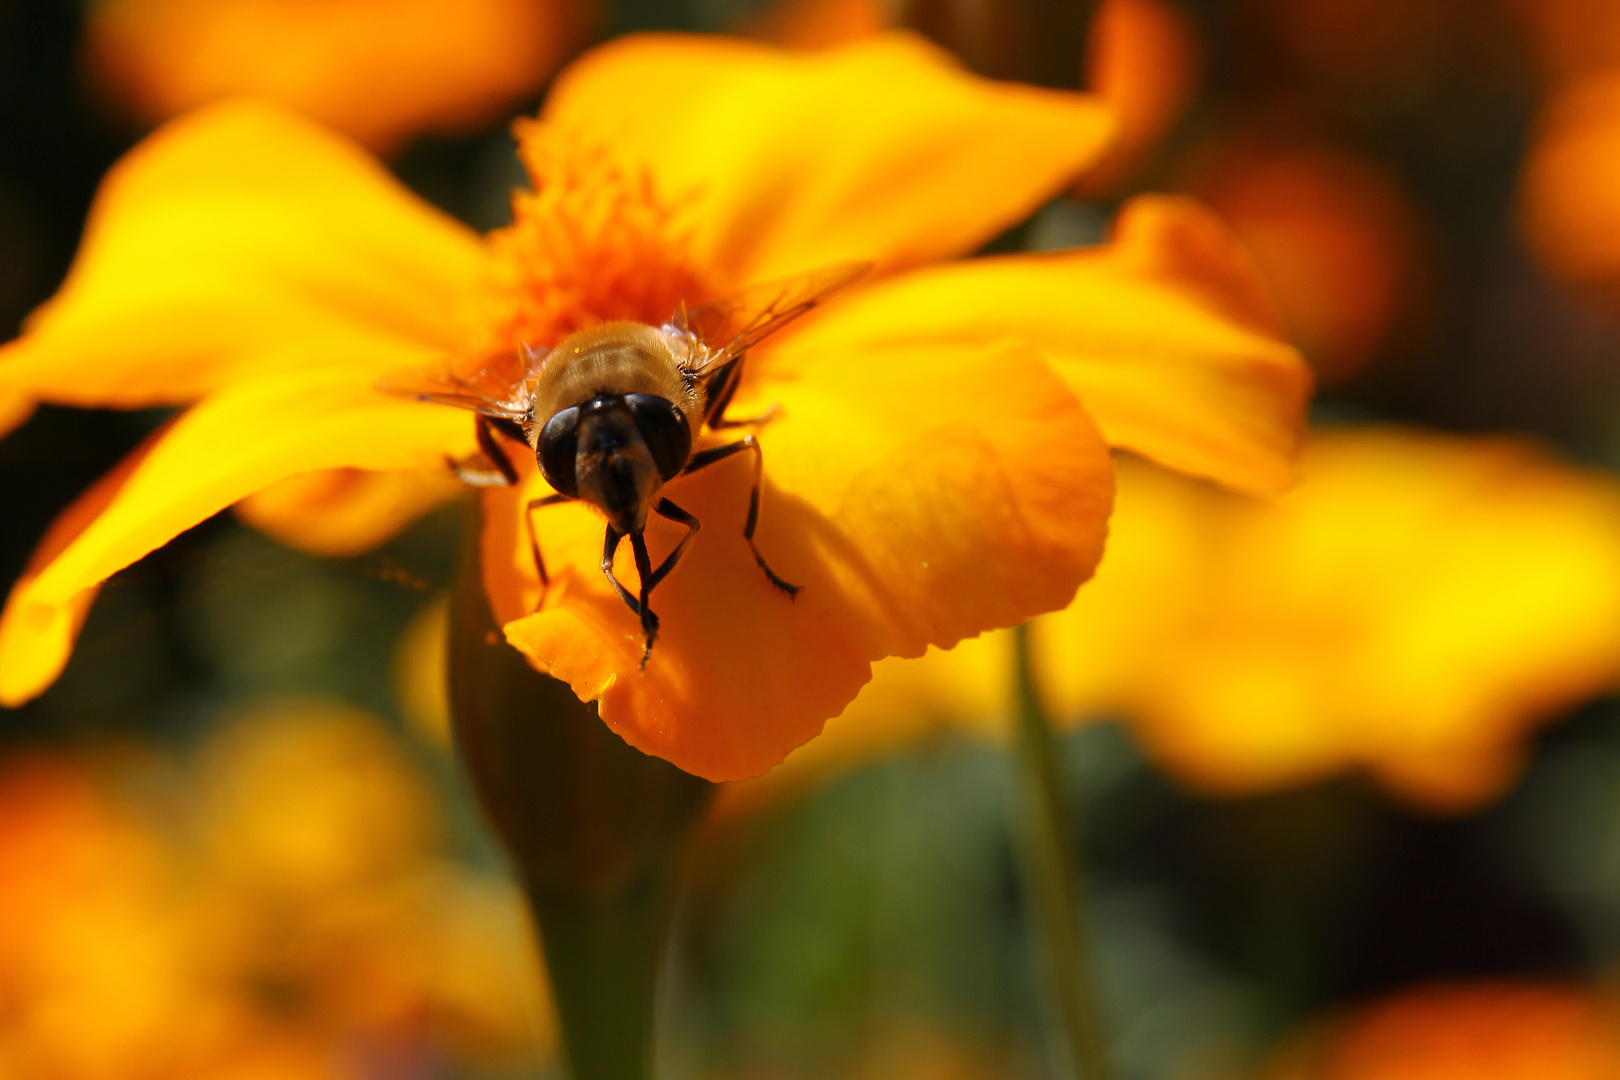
629;532;661;667
599;528;661;664
600;526;642;615
683;435;800;597
525;493;571;608
704;355;779;430
645;498;701;591
450;415;523;486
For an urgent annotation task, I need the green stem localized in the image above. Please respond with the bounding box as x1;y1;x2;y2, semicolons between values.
1011;621;1110;1080
448;510;713;1080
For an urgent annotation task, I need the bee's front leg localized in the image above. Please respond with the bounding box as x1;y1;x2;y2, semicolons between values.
600;527;662;666
449;415;525;486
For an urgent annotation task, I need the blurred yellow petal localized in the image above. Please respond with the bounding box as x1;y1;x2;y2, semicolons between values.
1129;428;1620;811
492;340;1114;781
85;0;591;152
0;364;474;706
774;195;1311;496
235;467;465;557
541;32;1116;283
0;99;484;436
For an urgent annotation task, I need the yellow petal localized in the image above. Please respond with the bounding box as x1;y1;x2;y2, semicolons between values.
235;467;465;557
772;194;1312;496
0;99;484;437
492;340;1114;781
0;363;475;706
542;32;1116;284
84;0;588;152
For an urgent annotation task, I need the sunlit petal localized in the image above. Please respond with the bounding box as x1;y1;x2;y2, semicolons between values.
0;99;484;436
542;32;1116;284
0;363;473;706
772;195;1310;496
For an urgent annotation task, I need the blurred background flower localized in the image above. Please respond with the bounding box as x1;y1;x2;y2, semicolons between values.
80;0;594;153
0;702;553;1079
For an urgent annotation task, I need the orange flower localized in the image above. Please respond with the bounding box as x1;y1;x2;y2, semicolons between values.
0;34;1308;780
1260;982;1620;1080
82;0;590;151
742;428;1620;811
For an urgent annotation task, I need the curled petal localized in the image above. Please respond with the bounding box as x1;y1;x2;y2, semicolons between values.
0;361;475;706
0;99;484;436
492;340;1114;780
542;32;1116;284
772;194;1311;497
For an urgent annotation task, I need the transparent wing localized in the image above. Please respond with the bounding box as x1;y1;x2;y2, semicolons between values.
682;262;871;376
377;345;548;420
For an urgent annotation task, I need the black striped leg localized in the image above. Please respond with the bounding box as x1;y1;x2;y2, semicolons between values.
647;498;702;587
683;435;799;596
599;528;664;666
596;502;702;667
525;493;571;610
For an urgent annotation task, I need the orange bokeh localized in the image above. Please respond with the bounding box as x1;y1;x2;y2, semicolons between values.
1262;982;1620;1080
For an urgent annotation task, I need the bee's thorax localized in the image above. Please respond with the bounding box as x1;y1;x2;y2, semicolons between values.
530;322;702;446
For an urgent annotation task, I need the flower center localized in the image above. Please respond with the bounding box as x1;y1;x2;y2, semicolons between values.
472;124;715;353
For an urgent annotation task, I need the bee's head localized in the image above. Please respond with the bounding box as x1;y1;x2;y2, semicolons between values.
537;393;691;534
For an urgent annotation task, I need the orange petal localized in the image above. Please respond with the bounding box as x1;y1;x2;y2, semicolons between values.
493;339;1114;781
0;363;475;706
541;32;1116;284
772;194;1311;497
0;99;484;437
84;0;590;152
235;467;465;557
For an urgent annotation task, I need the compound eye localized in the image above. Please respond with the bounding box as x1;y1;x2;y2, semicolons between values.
537;406;580;497
625;394;692;482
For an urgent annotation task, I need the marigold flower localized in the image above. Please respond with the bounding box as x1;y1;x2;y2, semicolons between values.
0;34;1308;780
1260;982;1620;1080
83;0;590;151
743;428;1620;811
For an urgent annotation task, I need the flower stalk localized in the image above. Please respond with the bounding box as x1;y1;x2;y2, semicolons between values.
1011;621;1110;1080
449;509;713;1080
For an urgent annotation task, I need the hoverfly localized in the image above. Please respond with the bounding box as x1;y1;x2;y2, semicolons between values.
383;263;869;664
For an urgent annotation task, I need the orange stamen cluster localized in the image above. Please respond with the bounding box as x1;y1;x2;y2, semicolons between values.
474;124;715;353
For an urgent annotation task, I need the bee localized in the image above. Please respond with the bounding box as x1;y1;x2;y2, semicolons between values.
383;263;869;664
